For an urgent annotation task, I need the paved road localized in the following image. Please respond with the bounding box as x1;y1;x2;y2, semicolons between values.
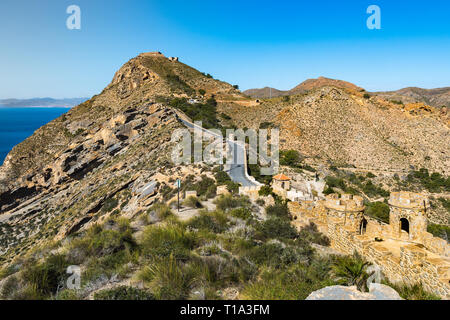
177;116;258;187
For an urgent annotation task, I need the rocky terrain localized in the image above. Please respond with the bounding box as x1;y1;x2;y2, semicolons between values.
244;78;450;110
224;86;450;175
243;76;364;98
0;52;448;300
373;87;450;109
0;52;241;261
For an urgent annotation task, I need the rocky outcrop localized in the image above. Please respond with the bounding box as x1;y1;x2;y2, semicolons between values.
306;284;403;300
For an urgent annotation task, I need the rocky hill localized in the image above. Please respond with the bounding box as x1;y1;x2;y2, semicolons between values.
243;77;364;98
0;52;241;261
222;86;450;174
243;87;288;99
373;87;450;108
289;77;364;94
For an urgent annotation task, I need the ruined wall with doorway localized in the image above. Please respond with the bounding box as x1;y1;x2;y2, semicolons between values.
289;192;450;299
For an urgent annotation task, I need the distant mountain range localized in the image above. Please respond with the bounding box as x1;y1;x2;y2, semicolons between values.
243;77;450;108
0;97;88;108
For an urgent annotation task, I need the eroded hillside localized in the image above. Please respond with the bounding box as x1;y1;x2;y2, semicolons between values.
0;52;242;260
222;86;450;174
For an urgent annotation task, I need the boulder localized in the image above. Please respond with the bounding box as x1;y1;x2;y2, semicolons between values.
306;284;402;300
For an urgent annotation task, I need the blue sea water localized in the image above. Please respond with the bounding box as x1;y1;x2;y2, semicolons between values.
0;107;70;164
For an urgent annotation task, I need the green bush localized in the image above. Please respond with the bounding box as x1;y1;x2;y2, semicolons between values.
258;185;273;197
230;207;253;221
140;224;196;261
192;175;216;197
298;223;330;246
84;249;137;282
280;150;301;167
94;286;155;300
214;171;231;184
170;97;220;129
259;122;272;129
186;211;229;233
362;181;389;198
265;203;290;219
247;164;272;185
332;252;369;291
138;255;199;300
148;203;173;220
427;223;450;241
383;280;440;300
325;176;347;191
0;265;15;281
406;168;449;193
21;254;70;299
183;196;202;209
242;261;336;300
438;197;450;212
364;202;390;224
255;217;298;241
0;275;19;299
247;243;305;267
214;195;251;211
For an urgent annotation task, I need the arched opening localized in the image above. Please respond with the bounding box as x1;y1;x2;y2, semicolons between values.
360;218;367;235
400;218;409;234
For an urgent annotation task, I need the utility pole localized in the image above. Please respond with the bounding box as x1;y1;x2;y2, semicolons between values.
175;178;181;212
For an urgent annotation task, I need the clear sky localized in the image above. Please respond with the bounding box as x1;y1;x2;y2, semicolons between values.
0;0;449;99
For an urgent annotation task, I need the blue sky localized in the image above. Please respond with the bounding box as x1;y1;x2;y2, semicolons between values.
0;0;449;99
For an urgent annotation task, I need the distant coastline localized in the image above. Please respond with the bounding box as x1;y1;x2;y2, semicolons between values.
0;105;73;108
0;97;88;109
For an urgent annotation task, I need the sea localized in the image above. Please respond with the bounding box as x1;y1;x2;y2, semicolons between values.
0;107;70;164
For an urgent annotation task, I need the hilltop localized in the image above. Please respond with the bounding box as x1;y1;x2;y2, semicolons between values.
243;76;364;98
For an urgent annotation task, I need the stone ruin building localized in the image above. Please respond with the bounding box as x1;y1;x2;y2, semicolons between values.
289;191;450;299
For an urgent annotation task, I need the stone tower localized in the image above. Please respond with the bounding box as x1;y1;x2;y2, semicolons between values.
324;194;365;232
388;191;430;242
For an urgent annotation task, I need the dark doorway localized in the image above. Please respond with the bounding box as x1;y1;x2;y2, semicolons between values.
400;218;409;234
360;218;367;235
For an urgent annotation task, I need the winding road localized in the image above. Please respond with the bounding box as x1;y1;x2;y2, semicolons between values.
176;114;259;187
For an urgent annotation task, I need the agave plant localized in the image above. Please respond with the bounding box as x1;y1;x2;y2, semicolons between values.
332;252;370;291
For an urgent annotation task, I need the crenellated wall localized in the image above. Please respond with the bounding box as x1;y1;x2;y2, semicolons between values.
288;192;450;299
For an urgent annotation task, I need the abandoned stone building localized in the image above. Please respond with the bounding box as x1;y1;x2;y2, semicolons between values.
289;191;450;299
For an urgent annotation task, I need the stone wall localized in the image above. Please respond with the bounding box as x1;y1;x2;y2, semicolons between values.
288;192;450;299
